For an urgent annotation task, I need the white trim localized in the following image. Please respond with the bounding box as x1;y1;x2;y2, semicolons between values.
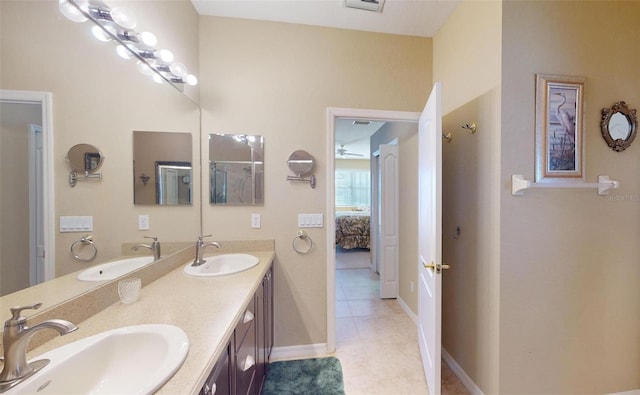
0;90;55;281
326;107;421;355
397;295;418;324
442;348;485;395
270;343;329;362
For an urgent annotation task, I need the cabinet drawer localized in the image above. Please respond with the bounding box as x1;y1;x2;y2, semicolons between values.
235;320;256;395
235;298;256;350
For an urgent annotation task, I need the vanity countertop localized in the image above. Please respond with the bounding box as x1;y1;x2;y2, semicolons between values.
25;249;275;395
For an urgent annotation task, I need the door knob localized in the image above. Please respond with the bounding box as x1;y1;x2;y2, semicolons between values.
423;261;450;274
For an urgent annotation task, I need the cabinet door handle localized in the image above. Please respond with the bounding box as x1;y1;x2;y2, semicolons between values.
211;383;217;395
241;355;255;372
243;310;254;324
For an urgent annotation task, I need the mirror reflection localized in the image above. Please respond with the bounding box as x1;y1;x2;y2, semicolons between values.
133;131;193;205
1;1;201;299
601;101;638;152
67;143;103;173
287;150;315;176
209;133;264;206
156;162;192;205
609;113;631;140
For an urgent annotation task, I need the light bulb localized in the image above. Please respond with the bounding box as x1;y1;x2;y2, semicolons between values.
139;32;157;47
59;0;87;23
152;73;165;84
91;25;112;42
136;60;154;76
116;45;133;60
185;74;198;86
169;63;188;78
110;7;137;29
158;49;174;63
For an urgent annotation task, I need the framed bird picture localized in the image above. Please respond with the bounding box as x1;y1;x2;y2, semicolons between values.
535;74;586;182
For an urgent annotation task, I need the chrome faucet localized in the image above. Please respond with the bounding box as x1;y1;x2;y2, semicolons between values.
131;236;161;261
0;303;77;391
192;235;221;266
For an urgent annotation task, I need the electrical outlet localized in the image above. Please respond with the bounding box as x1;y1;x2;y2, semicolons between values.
251;213;261;229
138;215;150;230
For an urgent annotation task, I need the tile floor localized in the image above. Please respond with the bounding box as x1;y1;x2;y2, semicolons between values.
333;249;469;395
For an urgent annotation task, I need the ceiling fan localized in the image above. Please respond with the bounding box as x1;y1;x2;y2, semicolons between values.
336;144;364;157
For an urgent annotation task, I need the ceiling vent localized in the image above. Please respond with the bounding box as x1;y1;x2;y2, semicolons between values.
344;0;385;13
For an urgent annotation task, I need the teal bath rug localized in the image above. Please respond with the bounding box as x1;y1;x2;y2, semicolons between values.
262;356;345;395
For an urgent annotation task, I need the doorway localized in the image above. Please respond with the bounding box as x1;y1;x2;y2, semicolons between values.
326;107;420;352
0;90;54;296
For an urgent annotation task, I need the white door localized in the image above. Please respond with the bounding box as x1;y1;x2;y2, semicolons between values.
370;154;379;273
29;124;45;285
418;82;443;395
379;143;399;299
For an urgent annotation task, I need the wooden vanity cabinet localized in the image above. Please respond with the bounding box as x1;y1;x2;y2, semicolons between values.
236;299;257;395
200;341;232;395
200;264;273;395
256;266;274;394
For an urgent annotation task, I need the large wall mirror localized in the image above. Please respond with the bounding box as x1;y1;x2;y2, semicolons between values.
133;131;193;205
209;133;264;206
0;1;201;300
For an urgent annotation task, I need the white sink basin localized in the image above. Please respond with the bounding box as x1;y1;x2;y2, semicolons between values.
183;253;259;277
77;256;155;282
6;324;189;394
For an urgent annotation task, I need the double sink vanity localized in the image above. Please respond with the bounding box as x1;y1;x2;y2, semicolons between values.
0;240;275;394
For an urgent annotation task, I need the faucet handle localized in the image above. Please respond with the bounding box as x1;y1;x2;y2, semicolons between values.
8;303;42;323
144;236;159;242
198;235;213;241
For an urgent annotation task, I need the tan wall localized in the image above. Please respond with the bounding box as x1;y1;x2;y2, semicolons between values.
500;2;640;393
434;1;502;393
0;103;41;295
335;158;370;171
0;1;200;281
199;16;432;346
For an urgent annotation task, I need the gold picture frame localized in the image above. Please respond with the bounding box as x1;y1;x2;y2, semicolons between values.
535;74;586;182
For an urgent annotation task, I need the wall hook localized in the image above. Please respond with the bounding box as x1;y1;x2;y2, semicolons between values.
462;122;477;134
442;132;453;143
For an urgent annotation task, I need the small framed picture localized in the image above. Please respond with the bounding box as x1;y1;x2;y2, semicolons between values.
535;74;585;182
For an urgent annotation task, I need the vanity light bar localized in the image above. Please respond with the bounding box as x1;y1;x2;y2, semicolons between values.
59;0;197;87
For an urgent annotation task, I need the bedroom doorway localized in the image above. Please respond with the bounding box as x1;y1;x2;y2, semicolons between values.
326;107;420;353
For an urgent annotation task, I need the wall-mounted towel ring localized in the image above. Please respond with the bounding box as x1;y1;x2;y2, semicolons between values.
292;230;313;254
71;234;97;261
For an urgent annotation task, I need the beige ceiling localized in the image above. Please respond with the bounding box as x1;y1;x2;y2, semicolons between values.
191;0;459;38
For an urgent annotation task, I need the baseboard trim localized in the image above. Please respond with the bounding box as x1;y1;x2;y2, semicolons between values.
442;348;484;395
397;296;418;324
270;343;329;362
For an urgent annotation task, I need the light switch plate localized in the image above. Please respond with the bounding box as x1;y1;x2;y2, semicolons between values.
59;216;93;232
298;214;323;228
251;213;261;229
138;215;150;230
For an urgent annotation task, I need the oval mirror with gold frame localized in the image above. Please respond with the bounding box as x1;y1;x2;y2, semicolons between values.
601;101;637;152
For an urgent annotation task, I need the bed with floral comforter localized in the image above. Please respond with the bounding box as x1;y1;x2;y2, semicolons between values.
335;213;370;249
